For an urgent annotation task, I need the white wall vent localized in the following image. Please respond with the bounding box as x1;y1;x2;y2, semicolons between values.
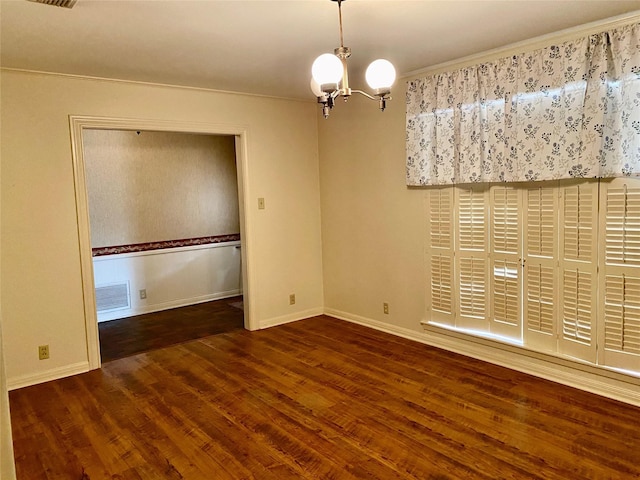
27;0;78;8
95;282;130;312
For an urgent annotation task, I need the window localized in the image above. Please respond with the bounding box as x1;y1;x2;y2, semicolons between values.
425;179;640;375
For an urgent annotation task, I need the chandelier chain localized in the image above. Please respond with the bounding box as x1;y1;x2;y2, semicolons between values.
337;0;344;48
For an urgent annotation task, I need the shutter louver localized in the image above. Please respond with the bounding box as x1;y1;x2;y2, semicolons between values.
527;187;555;258
459;187;486;251
430;254;453;315
526;264;555;335
459;257;486;319
564;185;594;261
604;275;640;356
492;260;520;327
605;185;640;266
429;189;452;249
493;187;519;254
562;268;593;345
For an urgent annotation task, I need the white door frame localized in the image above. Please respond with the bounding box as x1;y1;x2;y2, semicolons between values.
69;115;255;370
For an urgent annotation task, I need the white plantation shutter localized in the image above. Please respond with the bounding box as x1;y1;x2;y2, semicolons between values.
526;265;556;334
456;186;490;331
429;188;453;249
523;185;558;353
558;181;598;363
562;268;594;343
603;275;640;356
426;189;455;325
430;254;453;317
525;185;556;258
563;183;596;262
459;256;487;320
424;179;640;377
458;186;487;251
490;186;522;340
599;179;640;372
491;259;521;338
492;187;520;254
604;183;640;266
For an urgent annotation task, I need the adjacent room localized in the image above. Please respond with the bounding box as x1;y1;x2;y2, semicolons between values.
83;129;244;361
1;1;640;478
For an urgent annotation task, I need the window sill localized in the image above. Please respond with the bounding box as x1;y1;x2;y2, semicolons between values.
421;320;640;386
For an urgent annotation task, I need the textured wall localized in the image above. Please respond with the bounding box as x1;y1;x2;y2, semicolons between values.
93;243;242;322
83;130;239;248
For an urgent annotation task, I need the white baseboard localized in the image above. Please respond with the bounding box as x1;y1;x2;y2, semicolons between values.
8;361;90;391
260;307;324;329
324;308;640;408
14;307;639;407
98;290;242;322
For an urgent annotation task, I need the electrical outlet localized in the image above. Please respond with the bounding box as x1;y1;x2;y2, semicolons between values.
289;293;296;305
139;289;147;300
38;345;50;360
383;302;389;314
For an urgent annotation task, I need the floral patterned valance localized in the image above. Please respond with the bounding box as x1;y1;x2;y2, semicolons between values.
406;22;640;186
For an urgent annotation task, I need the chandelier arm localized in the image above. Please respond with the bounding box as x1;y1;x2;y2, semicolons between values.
351;89;380;101
352;90;391;112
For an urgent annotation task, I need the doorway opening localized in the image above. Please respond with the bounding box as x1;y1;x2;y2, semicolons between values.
70;116;254;370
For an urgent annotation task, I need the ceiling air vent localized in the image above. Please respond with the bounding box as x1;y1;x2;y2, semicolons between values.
27;0;77;8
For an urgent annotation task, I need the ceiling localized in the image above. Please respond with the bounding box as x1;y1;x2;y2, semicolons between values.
1;0;639;100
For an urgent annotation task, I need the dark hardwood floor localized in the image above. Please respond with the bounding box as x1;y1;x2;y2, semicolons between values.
10;315;640;479
98;296;244;362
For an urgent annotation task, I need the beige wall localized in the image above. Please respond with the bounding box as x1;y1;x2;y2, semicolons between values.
0;68;17;477
0;315;16;480
84;130;239;247
318;94;426;332
0;70;324;384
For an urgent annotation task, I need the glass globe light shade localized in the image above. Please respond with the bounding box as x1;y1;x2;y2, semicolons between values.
365;59;396;90
310;78;324;97
312;53;344;86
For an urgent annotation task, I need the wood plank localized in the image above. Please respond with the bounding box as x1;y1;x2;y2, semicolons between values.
98;296;244;362
10;315;640;479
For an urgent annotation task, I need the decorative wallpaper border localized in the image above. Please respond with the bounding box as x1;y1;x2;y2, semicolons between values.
92;234;241;257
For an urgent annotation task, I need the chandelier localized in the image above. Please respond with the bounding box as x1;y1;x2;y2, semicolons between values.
310;0;396;118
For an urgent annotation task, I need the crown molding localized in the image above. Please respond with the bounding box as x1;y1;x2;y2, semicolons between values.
403;10;640;81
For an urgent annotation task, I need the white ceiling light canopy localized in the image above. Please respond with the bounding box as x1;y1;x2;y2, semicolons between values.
311;0;396;119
